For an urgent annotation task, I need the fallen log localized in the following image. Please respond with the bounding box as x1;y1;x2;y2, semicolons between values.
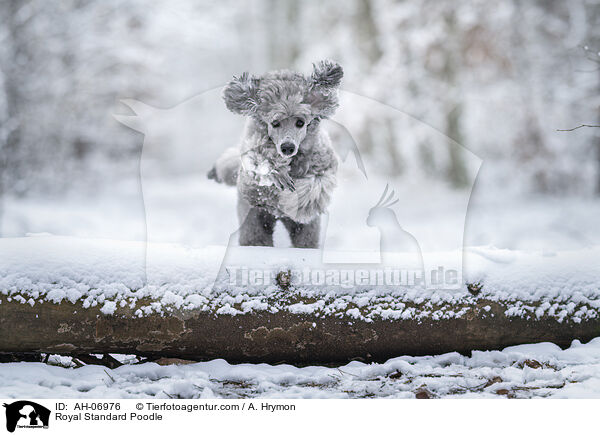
1;237;600;364
2;293;600;364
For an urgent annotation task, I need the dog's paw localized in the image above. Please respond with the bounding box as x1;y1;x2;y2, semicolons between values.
271;170;295;192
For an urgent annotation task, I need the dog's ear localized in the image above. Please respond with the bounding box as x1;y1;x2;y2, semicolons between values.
306;60;343;118
310;60;343;89
222;72;260;115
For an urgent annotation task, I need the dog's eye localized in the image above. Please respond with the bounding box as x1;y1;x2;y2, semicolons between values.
271;121;281;128
295;119;305;128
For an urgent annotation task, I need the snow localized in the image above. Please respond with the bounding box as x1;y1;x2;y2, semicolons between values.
1;169;599;398
3;338;600;398
2;0;599;400
1;233;599;322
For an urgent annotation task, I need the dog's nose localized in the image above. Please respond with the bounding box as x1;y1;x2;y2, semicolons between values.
280;142;296;156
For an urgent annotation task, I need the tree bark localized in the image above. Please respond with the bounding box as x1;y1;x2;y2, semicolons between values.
1;294;599;365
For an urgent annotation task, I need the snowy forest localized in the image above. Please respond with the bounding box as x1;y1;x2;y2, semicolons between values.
2;0;600;401
1;0;599;199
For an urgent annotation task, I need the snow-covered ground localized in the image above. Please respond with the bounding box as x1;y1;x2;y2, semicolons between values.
2;339;600;399
3;174;600;251
1;175;599;398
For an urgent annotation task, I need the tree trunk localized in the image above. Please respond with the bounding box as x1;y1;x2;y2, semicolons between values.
442;8;469;188
1;294;599;365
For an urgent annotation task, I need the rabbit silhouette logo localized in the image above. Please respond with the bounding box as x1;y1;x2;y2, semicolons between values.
366;184;424;271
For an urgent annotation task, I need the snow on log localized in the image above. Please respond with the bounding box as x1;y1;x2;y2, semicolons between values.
2;295;600;364
1;236;600;363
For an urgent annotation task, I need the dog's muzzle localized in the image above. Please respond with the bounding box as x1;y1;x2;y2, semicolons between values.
280;142;296;156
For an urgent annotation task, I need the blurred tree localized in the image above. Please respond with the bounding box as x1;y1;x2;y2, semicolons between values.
440;7;468;188
0;0;160;195
266;0;301;68
0;0;598;197
583;1;600;193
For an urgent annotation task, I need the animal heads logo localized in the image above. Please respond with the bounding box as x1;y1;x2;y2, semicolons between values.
3;401;50;433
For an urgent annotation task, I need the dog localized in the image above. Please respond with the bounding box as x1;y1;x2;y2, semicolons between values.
208;60;342;248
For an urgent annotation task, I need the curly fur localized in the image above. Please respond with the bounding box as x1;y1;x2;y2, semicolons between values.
210;60;343;248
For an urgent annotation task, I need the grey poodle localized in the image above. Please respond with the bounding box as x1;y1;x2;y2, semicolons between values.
208;60;342;248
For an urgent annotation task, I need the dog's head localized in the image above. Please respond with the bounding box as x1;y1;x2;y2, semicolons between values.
223;60;343;158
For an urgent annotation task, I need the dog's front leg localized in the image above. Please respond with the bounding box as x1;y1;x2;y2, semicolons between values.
280;216;321;248
238;205;277;246
237;164;281;212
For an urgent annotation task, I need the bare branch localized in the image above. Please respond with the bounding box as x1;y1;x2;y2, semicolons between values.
557;124;600;132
